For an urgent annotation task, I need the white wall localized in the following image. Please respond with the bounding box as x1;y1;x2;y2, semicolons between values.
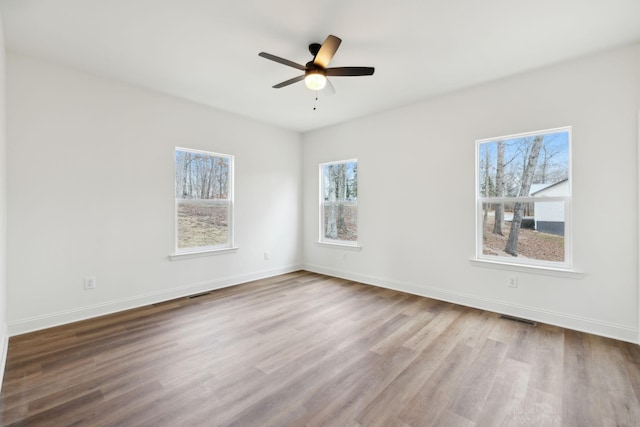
0;11;8;387
6;54;302;334
303;45;640;343
5;45;640;344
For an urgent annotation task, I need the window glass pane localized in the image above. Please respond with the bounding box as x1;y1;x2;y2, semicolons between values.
478;130;570;198
481;200;565;263
321;160;358;243
177;200;229;249
323;203;358;241
175;149;232;251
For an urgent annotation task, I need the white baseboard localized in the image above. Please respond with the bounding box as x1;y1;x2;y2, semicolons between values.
304;263;639;345
8;264;303;336
8;263;637;344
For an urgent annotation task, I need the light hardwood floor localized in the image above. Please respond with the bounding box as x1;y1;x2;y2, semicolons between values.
1;271;639;426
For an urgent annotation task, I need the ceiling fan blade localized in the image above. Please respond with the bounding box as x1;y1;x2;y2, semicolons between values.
273;75;305;88
259;52;306;71
326;67;375;76
313;35;341;68
323;79;336;96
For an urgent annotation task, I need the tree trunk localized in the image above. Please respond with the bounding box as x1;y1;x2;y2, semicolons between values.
505;135;543;256
326;165;337;239
187;153;193;198
337;164;347;231
482;147;490;236
493;140;505;235
181;153;190;198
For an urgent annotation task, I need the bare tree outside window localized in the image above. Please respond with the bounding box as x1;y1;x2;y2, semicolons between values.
175;148;233;251
477;128;570;267
320;160;358;243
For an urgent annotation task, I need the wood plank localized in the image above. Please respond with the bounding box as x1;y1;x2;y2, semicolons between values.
474;357;531;426
356;309;485;425
562;329;603;426
1;271;639;426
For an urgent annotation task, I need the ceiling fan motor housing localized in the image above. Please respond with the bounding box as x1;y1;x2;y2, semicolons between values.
309;43;322;57
305;62;325;75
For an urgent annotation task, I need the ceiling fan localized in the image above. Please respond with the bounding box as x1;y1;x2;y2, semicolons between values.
258;35;375;94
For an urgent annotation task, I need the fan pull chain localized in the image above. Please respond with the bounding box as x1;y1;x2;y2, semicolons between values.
313;92;319;111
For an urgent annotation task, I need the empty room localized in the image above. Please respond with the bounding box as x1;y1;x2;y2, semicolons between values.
0;1;640;426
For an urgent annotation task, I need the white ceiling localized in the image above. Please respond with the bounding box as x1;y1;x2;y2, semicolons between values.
1;0;639;133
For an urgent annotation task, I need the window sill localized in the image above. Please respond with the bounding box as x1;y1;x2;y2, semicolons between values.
170;247;239;261
470;258;583;279
316;241;362;251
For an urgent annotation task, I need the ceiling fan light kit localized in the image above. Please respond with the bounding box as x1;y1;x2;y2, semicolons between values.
259;35;375;95
304;70;327;90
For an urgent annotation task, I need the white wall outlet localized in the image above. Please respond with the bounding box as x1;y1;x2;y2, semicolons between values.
508;276;518;288
84;276;96;290
264;251;270;260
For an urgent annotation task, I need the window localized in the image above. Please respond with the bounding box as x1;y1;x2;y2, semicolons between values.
476;127;571;269
175;148;233;253
320;159;358;245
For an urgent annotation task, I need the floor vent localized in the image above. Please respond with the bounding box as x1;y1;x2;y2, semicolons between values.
187;292;211;299
500;314;537;326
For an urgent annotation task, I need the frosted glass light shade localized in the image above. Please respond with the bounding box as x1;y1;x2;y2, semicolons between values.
305;73;327;90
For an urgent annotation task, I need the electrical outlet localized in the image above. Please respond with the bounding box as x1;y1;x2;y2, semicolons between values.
264;252;270;260
508;276;518;288
84;276;96;290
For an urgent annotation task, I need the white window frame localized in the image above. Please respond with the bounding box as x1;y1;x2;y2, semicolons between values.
173;147;234;257
319;159;359;247
475;127;573;271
